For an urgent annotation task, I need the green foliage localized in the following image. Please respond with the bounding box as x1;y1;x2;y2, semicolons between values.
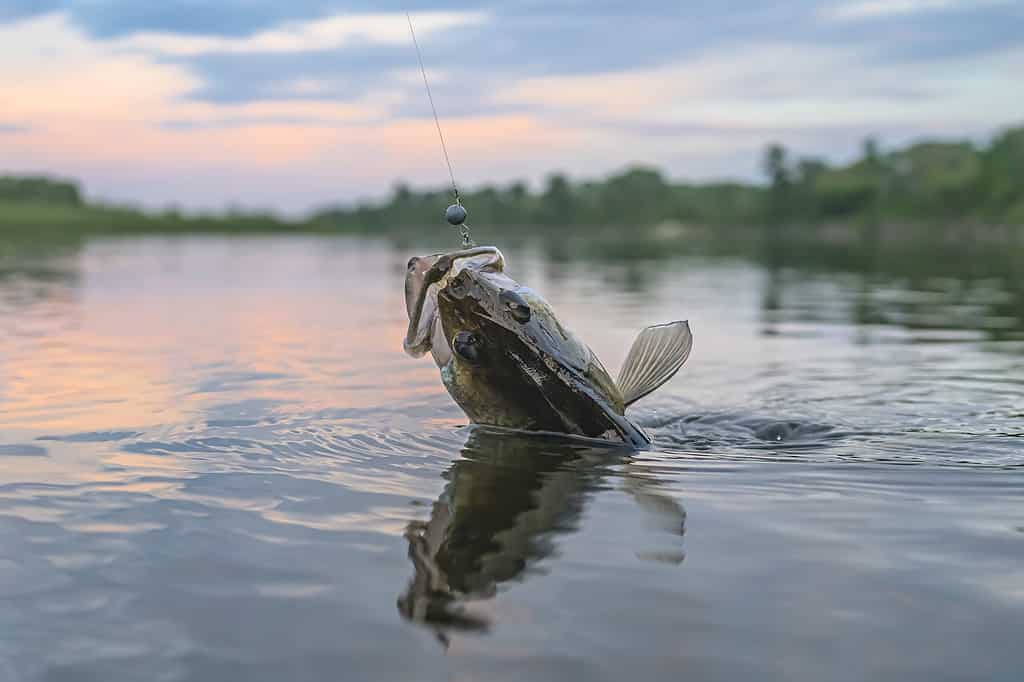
1;124;1021;239
0;199;293;235
771;125;1022;225
0;175;82;206
977;127;1024;219
313;123;1023;231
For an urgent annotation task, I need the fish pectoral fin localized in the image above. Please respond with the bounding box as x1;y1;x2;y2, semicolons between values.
616;321;692;407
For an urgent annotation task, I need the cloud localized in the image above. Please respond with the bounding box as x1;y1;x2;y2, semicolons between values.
110;10;494;109
492;39;1024;179
0;0;60;22
115;11;487;56
0;122;31;133
47;1;348;39
157;114;366;131
0;2;1021;212
158;116;320;131
112;4;799;112
821;0;1012;21
0;13;199;122
4;1;489;39
8;2;1020;111
91;0;1021;118
856;5;1024;62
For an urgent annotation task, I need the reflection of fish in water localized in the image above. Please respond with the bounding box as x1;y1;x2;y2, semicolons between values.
403;246;693;447
397;429;686;643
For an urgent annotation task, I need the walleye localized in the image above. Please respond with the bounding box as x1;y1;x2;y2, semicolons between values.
403;246;692;447
398;428;687;638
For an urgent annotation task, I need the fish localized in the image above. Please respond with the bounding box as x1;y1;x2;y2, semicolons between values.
403;246;692;447
397;428;686;640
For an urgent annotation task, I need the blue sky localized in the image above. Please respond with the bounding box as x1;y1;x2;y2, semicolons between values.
1;1;1021;213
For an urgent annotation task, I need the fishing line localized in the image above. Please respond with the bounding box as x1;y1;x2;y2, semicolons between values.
406;12;459;202
406;11;474;246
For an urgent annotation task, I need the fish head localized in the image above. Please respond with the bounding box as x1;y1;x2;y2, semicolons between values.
402;248;505;367
436;263;586;376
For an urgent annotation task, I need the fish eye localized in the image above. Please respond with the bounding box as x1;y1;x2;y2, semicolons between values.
452;331;483;363
500;290;532;323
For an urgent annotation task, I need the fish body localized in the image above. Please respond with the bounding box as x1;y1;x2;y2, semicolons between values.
403;247;691;447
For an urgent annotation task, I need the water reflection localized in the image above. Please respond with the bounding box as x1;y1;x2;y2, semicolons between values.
411;231;1024;349
0;232;1020;679
757;239;1024;345
0;235;82;323
3;230;1023;350
398;428;686;643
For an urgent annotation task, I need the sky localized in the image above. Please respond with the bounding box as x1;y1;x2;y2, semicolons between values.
1;0;1021;214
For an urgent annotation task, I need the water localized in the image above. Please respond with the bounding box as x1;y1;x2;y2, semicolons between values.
0;234;1021;681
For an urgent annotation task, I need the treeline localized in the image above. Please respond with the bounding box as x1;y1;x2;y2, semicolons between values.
0;176;82;206
312;123;1024;230
0;200;292;235
762;125;1024;225
310;171;764;231
4;204;294;232
0;176;292;235
2;123;1021;236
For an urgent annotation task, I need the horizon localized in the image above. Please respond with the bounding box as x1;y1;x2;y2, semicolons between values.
8;120;1020;221
2;1;1022;214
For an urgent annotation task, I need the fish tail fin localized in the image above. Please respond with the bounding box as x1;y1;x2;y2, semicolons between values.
616;321;693;407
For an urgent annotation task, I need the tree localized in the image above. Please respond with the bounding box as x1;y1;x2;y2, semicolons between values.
762;144;792;221
862;137;881;169
762;144;790;189
537;173;575;225
794;158;829;218
0;176;83;205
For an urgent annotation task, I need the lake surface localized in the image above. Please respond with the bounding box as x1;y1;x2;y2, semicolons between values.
0;234;1022;681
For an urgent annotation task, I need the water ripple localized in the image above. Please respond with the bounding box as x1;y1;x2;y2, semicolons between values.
1;236;1022;681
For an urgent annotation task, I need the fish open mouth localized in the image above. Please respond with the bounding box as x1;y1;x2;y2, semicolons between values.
403;247;507;360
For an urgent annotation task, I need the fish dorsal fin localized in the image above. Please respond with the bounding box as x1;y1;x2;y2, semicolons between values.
616;321;693;407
